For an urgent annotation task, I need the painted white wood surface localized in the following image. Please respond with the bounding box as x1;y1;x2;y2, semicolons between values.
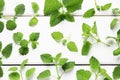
2;0;120;15
0;17;119;64
0;66;115;80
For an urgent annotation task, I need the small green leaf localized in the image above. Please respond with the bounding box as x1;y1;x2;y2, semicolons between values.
0;41;2;51
112;8;120;15
82;41;92;55
101;3;112;11
100;68;112;80
67;41;78;52
113;48;120;56
9;72;20;80
76;69;91;80
6;20;16;30
0;67;3;77
58;58;68;66
51;31;64;41
0;60;2;66
2;43;12;58
20;59;28;69
83;8;95;18
62;62;75;72
31;41;37;49
54;53;62;61
117;29;120;41
29;17;38;27
89;56;100;72
82;23;91;34
40;54;53;63
65;13;75;22
19;47;29;55
26;68;35;78
113;66;120;79
13;32;23;43
0;21;4;33
63;0;83;12
50;12;64;27
20;39;28;47
0;0;5;12
110;18;118;29
31;2;39;13
15;4;25;15
29;32;40;41
44;0;62;15
37;69;51;79
92;21;98;35
62;39;67;45
8;67;18;71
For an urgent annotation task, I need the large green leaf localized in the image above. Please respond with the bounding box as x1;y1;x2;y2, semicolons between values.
51;31;64;41
15;4;25;15
40;54;53;63
67;41;78;52
2;43;12;58
44;0;62;15
83;8;95;18
9;72;20;80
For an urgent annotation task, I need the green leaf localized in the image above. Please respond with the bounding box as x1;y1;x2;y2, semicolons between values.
20;39;28;47
20;59;28;69
0;21;4;33
92;21;98;35
44;0;62;15
82;41;92;55
26;68;35;78
58;58;68;66
51;31;64;41
62;39;67;45
0;67;3;77
89;56;100;72
83;8;95;18
6;20;16;30
112;8;120;15
29;32;40;41
13;32;23;43
31;2;39;13
37;69;51;79
62;62;75;72
19;47;29;55
29;17;38;27
65;13;75;22
100;68;112;80
76;69;91;80
0;60;2;66
31;41;37;49
9;72;20;80
82;23;91;34
54;53;62;61
8;67;18;71
113;66;120;79
50;12;65;27
101;3;112;11
113;48;120;56
0;0;5;12
2;43;12;58
67;41;78;52
0;41;2;51
110;18;118;29
117;29;120;41
15;4;25;15
63;0;83;12
40;54;53;63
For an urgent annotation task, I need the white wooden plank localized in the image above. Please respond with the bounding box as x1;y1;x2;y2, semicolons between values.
2;0;120;15
0;17;119;64
0;66;115;80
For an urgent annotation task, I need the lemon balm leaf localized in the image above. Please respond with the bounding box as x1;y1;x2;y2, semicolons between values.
20;59;28;69
40;54;53;63
2;43;12;58
26;68;35;78
9;72;20;80
0;0;5;12
101;3;112;11
83;8;95;18
110;18;118;29
15;4;25;16
67;41;78;52
6;20;16;30
29;17;38;27
113;66;120;79
0;21;4;33
19;47;29;56
32;2;39;13
51;31;64;41
62;62;75;72
13;32;23;43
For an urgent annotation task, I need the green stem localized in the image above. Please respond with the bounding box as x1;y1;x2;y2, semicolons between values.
55;62;61;80
95;73;98;80
20;69;24;80
94;0;98;7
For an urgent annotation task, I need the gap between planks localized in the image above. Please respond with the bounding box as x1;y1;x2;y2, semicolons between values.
2;15;119;17
2;64;120;66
